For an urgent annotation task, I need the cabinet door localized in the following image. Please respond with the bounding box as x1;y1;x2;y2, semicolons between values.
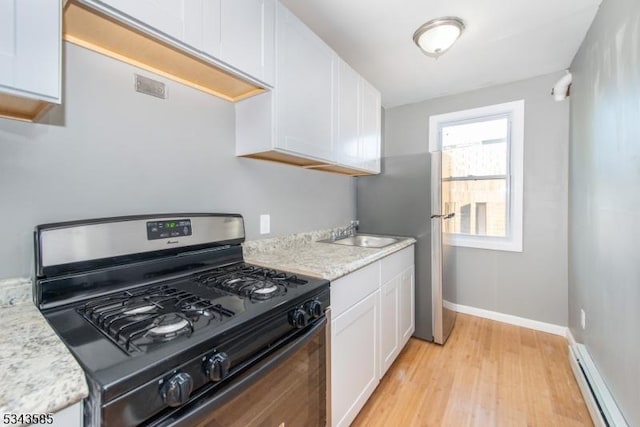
332;291;379;427
336;59;361;168
200;0;221;58
275;3;336;162
359;78;381;173
219;0;274;86
399;266;416;345
380;276;400;377
0;0;60;101
49;401;83;427
99;0;203;46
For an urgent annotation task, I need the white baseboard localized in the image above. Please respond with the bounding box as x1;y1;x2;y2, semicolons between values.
566;327;577;346
444;301;568;337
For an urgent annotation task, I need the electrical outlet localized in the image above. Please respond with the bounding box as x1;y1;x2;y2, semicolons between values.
260;214;270;235
580;308;586;330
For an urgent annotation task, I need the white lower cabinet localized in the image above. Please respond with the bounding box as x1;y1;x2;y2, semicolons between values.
379;264;415;378
399;266;416;344
24;401;83;427
331;290;379;427
50;402;82;427
379;275;400;376
330;244;415;426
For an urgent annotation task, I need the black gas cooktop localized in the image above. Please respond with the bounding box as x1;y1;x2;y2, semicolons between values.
75;263;312;354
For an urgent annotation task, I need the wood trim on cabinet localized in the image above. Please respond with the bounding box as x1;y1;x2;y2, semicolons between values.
240;150;329;168
310;163;373;176
63;1;265;102
0;93;54;122
238;150;376;176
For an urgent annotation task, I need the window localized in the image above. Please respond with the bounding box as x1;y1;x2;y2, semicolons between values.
442;116;509;237
429;100;524;252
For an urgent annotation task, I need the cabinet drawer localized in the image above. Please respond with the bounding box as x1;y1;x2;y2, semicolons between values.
330;261;380;318
380;245;414;284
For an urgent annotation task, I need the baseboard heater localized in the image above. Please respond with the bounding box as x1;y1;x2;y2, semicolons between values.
568;344;628;427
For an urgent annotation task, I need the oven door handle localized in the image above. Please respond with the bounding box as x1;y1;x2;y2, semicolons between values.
153;317;327;427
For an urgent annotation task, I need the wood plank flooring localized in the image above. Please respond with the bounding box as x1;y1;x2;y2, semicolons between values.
352;314;592;427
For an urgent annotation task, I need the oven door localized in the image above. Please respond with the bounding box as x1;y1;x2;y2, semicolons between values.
149;317;327;427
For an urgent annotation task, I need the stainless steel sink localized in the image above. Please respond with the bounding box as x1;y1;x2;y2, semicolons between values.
318;234;399;248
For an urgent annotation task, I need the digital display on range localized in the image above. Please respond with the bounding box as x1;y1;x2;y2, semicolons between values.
147;219;192;240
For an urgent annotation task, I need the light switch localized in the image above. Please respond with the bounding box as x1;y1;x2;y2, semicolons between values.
260;214;270;234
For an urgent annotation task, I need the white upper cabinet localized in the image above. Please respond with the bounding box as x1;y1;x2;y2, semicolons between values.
359;78;382;173
336;59;382;174
235;1;380;175
275;2;336;162
0;0;61;121
219;0;275;86
98;0;204;45
337;59;361;168
89;0;273;87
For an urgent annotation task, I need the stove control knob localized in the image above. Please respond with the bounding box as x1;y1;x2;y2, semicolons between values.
307;299;323;319
161;372;193;407
290;308;309;329
205;352;230;382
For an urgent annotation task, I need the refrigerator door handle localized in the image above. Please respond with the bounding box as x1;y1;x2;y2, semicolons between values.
430;213;456;220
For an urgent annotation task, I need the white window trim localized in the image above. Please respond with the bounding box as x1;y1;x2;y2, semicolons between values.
428;100;524;252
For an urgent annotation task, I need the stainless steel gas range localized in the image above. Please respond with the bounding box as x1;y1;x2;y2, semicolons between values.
33;213;329;426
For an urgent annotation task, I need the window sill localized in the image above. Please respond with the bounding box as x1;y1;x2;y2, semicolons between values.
443;233;523;252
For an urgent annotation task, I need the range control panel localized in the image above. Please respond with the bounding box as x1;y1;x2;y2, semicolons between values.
147;219;192;240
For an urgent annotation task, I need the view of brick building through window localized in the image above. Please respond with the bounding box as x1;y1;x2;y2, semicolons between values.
441;117;509;237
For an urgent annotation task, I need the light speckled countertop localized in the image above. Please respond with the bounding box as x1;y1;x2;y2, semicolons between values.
0;278;88;417
243;228;416;280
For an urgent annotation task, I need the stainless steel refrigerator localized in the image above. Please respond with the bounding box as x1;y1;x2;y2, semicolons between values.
429;151;457;344
357;151;456;343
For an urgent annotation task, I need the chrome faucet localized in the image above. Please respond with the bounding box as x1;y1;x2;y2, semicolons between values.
332;220;359;240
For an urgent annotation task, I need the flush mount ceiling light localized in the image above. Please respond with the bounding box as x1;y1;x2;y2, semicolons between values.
413;17;465;58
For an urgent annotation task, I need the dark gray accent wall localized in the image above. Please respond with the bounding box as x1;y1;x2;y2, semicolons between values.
357;150;433;339
358;72;570;337
569;0;640;424
0;43;356;279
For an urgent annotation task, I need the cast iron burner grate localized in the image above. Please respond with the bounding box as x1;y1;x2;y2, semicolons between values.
78;285;234;353
194;263;308;301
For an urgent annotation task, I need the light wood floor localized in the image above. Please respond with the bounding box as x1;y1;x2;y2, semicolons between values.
352;314;592;427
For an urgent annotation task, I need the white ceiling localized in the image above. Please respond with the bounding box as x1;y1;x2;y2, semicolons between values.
279;0;602;108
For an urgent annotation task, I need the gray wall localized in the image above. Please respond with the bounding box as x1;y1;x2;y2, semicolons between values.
569;0;640;424
0;43;356;279
359;71;570;329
